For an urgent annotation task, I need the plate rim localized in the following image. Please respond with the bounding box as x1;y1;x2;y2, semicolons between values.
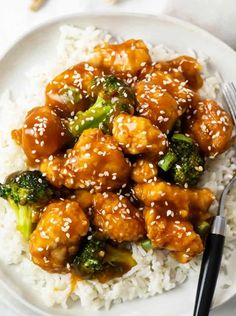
0;11;236;315
1;11;236;61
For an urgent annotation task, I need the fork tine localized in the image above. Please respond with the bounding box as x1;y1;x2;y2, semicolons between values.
223;86;236;119
222;82;236;125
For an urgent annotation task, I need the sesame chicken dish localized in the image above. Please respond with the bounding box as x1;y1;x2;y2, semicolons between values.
0;37;234;284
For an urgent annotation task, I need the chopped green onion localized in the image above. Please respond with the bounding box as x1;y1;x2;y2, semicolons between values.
158;151;177;172
141;239;153;251
196;221;210;238
172;133;193;143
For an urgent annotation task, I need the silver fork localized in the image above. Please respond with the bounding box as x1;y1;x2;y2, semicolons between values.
222;82;236;125
193;82;236;316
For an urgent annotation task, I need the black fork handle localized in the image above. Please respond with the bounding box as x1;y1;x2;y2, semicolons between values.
193;216;226;316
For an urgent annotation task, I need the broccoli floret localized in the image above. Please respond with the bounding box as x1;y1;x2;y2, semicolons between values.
0;170;59;239
68;96;112;137
73;239;106;277
72;237;136;280
89;75;135;109
105;244;137;269
158;133;205;187
68;75;135;137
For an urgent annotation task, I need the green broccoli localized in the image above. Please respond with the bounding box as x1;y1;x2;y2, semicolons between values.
73;239;107;278
0;170;60;239
68;96;112;137
68;75;135;137
158;133;205;187
72;237;136;280
89;75;135;109
105;244;137;269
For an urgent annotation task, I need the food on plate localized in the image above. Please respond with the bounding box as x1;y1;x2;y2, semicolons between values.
93;192;146;242
89;39;151;80
144;207;204;263
46;63;103;118
40;128;131;191
131;159;158;183
138;64;199;118
184;99;233;157
72;236;137;281
68;75;135;137
134;181;215;220
12;106;70;163
29;200;89;273
145;55;203;90
112;113;168;158
0;170;68;239
135;79;179;133
158;133;205;186
0;25;234;310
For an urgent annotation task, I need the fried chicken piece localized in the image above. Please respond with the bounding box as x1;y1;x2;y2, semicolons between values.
169;56;203;90
40;128;131;192
73;190;93;210
144;207;203;263
134;181;215;220
112;113;168;160
147;56;203;90
93;192;146;242
138;68;199;116
135;80;179;133
89;39;151;81
29;200;89;273
12;106;70;164
131;159;158;184
45;62;103;117
184;99;233;157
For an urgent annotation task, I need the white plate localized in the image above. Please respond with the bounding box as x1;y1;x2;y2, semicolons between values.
0;12;236;316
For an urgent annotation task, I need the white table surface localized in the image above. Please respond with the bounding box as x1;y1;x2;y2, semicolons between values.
0;0;235;315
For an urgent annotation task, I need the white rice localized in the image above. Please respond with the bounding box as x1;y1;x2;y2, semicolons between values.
0;25;235;310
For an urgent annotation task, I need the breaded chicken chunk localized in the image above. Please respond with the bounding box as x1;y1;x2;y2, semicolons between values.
138;68;198;116
40;128;131;192
131;159;158;184
73;190;93;210
147;56;203;90
12;106;70;164
134;181;215;220
29;200;89;273
92;192;146;242
89;39;151;81
135;80;179;133
46;62;103;117
184;99;233;157
144;207;203;263
112;113;168;159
